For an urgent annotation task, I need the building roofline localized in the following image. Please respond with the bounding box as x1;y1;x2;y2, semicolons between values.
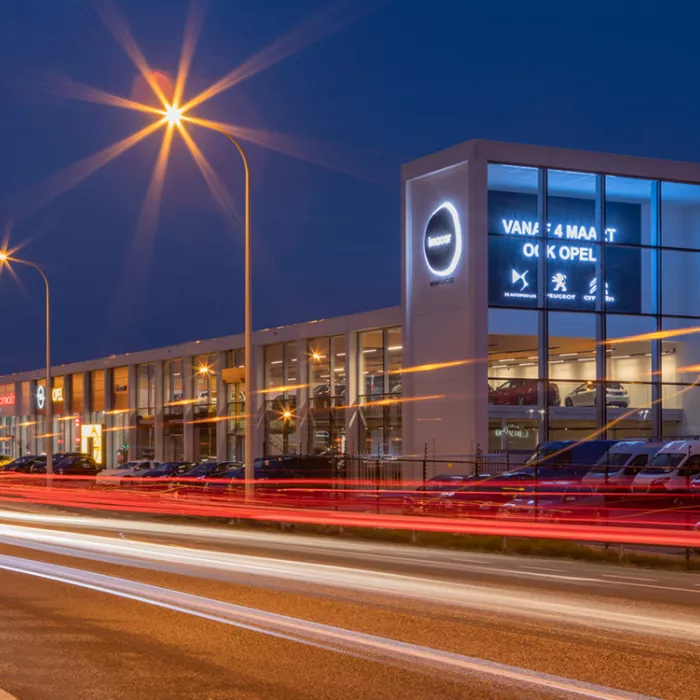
402;139;700;184
0;305;402;384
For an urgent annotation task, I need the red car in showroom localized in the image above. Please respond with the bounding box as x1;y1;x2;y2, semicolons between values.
489;379;560;406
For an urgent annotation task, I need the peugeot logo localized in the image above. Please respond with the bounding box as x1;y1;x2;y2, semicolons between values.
424;202;462;277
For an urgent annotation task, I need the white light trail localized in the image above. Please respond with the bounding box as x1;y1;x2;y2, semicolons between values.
0;519;699;645
0;553;659;700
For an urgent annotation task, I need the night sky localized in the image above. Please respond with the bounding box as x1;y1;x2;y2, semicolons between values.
0;0;697;374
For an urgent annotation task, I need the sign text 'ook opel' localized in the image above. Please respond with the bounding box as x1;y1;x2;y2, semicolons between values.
424;202;462;284
487;191;641;313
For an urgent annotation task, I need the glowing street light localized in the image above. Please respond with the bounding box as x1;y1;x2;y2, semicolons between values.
165;105;182;126
0;252;53;475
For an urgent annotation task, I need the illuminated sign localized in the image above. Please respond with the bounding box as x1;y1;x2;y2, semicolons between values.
424;202;462;279
80;424;103;464
488;191;641;312
36;385;63;409
36;385;45;410
0;393;15;407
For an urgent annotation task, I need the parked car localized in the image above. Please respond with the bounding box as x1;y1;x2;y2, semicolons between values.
140;462;193;478
498;482;606;522
403;474;491;514
632;441;700;496
96;460;160;485
176;461;243;484
582;441;665;492
37;454;100;476
489;379;560;406
522;440;619;479
564;381;629;408
2;455;46;473
419;471;538;516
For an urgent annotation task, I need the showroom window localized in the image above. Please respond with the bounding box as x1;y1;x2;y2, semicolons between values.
263;342;297;456
226;349;245;461
308;335;346;455
358;327;402;455
486;163;680;442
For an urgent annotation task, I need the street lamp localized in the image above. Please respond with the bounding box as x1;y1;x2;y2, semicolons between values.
218;131;254;502
0;252;53;475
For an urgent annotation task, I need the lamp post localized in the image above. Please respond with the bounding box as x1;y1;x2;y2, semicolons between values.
220;131;254;502
166;108;254;499
0;253;53;475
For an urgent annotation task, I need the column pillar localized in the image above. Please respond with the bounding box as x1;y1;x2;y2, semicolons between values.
103;368;114;468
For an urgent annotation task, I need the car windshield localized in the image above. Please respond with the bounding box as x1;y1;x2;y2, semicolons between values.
591;453;633;470
186;464;214;476
646;453;685;469
525;448;559;464
116;462;142;470
607;383;623;390
147;463;178;474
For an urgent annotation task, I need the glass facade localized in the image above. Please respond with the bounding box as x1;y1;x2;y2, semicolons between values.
136;364;155;459
358;327;402;455
487;162;700;442
226;349;245;461
308;335;346;455
192;353;217;461
263;342;297;455
163;359;184;461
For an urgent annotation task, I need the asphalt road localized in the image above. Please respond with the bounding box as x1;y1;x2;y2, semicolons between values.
0;507;699;700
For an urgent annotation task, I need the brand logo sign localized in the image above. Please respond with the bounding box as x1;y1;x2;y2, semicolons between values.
0;393;15;407
36;385;45;410
424;202;462;278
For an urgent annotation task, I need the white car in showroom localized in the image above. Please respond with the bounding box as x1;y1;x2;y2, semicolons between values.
564;381;629;408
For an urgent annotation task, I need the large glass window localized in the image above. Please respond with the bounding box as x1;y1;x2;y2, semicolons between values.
308;335;346;455
162;359;184;462
70;374;84;414
487;164;539;308
111;367;129;411
662;181;700;250
226;349;245;462
485;163;689;446
91;370;105;413
263;343;297;455
136;364;155;460
358;327;403;455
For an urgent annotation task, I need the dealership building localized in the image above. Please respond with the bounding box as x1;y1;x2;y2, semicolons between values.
2;139;700;471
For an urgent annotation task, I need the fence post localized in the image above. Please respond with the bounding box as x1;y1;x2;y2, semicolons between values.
475;445;481;479
422;443;428;485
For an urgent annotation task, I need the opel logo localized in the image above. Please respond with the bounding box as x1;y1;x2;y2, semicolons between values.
424;202;462;277
36;385;45;410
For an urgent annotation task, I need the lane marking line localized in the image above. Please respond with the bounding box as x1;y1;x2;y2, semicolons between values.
0;554;659;700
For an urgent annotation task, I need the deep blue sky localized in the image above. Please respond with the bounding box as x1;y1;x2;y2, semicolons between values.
0;0;697;373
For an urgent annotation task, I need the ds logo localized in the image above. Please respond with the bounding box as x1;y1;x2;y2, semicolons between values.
424;202;462;277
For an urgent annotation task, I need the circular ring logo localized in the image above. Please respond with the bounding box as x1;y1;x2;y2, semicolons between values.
36;385;45;410
424;202;462;277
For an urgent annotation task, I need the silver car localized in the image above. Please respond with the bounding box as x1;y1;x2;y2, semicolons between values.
564;381;629;408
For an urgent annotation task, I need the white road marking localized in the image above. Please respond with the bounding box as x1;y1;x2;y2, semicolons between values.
603;575;657;583
0;554;660;700
1;523;699;644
